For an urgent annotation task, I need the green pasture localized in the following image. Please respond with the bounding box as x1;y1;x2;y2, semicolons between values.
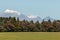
0;32;60;40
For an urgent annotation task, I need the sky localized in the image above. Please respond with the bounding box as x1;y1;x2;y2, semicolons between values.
0;0;60;19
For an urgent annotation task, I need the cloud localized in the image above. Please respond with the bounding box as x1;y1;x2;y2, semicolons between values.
4;9;20;15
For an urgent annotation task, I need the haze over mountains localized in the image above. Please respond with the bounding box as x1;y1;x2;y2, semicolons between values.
0;9;55;22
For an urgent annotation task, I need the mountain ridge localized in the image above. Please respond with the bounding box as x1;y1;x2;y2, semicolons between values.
0;9;55;22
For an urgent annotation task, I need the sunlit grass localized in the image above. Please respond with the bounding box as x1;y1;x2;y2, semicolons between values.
0;32;60;40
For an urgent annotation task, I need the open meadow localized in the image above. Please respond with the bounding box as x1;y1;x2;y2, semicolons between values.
0;32;60;40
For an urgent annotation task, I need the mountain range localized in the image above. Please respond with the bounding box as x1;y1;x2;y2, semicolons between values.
0;9;55;22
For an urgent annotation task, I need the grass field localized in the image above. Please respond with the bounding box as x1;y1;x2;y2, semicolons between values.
0;32;60;40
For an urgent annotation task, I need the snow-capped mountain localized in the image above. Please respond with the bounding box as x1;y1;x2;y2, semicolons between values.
0;9;55;22
43;16;55;21
27;15;42;22
18;14;30;21
0;9;19;17
0;12;18;17
0;9;42;22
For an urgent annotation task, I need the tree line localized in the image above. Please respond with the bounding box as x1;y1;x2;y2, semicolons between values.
0;17;60;32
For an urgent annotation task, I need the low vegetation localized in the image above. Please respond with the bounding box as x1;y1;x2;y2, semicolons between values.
0;32;60;40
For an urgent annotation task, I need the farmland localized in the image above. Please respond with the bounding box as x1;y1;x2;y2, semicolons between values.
0;32;60;40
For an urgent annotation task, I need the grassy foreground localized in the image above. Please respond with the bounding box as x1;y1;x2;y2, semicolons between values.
0;32;60;40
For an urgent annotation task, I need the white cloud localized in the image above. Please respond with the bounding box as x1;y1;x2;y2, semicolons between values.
27;15;37;18
4;9;20;15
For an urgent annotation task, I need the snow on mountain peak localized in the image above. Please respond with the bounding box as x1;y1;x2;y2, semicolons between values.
4;9;20;15
27;15;37;18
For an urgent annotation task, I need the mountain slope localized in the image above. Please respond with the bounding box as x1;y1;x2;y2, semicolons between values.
18;14;30;21
27;15;42;22
43;16;55;21
0;9;55;22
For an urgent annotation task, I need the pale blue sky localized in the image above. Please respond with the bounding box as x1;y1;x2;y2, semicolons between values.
0;0;60;19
